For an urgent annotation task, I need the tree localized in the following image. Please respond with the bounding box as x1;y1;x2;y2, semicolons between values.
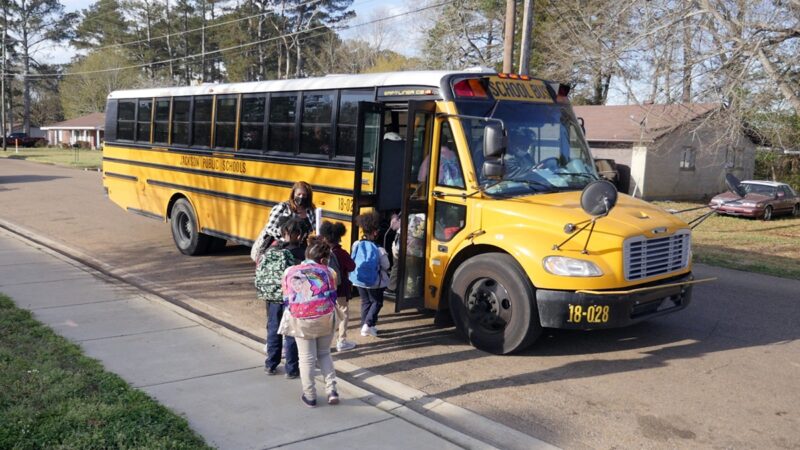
71;0;130;49
59;48;142;118
420;0;504;70
4;0;76;133
266;0;355;78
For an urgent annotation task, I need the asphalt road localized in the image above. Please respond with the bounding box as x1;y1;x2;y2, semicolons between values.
2;158;799;449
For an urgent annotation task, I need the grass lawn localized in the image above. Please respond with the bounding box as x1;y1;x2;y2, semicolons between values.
0;146;102;170
655;201;800;280
0;294;211;449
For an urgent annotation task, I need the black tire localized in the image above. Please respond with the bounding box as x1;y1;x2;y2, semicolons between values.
449;253;541;354
170;198;211;255
762;205;773;221
792;204;799;217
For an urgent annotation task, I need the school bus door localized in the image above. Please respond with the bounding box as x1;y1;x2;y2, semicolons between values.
395;101;435;311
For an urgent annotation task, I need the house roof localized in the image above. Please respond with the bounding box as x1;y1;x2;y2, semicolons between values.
572;103;719;143
41;112;105;130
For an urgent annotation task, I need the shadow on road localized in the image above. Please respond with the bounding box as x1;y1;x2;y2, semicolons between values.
0;174;69;184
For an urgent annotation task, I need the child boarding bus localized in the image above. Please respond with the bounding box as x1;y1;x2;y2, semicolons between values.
103;70;704;354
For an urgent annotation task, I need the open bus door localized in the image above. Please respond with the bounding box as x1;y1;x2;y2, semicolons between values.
394;100;435;312
351;101;383;241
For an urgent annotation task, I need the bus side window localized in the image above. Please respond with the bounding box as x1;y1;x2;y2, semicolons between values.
117;100;136;141
193;96;213;148
136;98;152;143
239;94;266;153
434;202;466;242
435;122;465;189
214;95;238;150
153;98;170;144
300;91;334;156
268;93;297;154
171;97;191;146
336;90;373;159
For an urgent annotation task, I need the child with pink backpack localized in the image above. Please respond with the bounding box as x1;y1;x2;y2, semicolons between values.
280;236;340;407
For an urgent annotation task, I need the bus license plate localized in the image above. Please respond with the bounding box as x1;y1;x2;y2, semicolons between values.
567;304;610;324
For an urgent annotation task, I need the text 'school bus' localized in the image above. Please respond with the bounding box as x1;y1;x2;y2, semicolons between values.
103;70;703;354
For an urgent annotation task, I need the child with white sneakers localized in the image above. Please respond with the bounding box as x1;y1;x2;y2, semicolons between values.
349;212;390;337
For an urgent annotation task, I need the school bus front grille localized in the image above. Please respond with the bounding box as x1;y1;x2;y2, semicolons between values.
623;230;690;281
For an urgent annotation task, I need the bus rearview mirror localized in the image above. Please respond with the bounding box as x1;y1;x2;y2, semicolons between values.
483;123;506;158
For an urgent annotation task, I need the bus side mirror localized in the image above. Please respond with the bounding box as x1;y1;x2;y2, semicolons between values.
482;160;504;180
483;123;506;158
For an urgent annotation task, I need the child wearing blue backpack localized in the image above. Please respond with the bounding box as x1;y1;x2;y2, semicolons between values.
350;212;390;337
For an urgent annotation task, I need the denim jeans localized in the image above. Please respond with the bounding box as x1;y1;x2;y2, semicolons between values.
266;302;298;374
357;286;384;328
295;333;336;400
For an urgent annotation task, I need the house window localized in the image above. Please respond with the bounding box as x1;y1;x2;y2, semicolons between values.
680;146;695;170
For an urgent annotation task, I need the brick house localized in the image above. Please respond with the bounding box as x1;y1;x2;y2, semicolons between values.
40;112;105;149
573;104;755;201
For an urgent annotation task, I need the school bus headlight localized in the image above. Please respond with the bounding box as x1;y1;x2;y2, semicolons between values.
543;256;603;277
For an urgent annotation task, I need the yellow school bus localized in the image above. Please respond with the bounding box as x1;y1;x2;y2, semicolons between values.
103;70;699;354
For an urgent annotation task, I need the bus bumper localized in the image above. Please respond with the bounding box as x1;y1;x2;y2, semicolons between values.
535;274;694;329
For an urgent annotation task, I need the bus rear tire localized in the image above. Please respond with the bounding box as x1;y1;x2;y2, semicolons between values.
449;253;541;354
170;198;210;256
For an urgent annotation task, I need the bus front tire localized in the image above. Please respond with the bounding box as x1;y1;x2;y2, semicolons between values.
449;253;541;355
170;198;210;256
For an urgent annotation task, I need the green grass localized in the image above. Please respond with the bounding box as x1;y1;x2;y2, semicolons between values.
0;146;102;170
0;294;212;450
655;201;800;280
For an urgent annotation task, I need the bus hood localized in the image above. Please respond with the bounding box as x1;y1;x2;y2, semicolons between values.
479;191;689;241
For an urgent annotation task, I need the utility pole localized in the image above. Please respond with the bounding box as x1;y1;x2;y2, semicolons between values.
518;0;533;75
503;0;515;73
1;4;6;152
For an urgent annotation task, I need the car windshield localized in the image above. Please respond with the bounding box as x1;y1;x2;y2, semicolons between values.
741;183;776;196
456;100;597;197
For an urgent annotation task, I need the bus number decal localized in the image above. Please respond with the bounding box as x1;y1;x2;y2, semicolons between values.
338;197;353;213
567;304;610;324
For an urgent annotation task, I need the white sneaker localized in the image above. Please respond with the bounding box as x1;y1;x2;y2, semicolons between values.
367;326;378;337
336;340;356;351
360;324;370;337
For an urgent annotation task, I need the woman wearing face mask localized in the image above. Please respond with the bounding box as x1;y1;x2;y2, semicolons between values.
251;181;316;264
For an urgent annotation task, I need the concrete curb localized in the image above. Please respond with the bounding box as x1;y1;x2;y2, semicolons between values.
0;218;557;450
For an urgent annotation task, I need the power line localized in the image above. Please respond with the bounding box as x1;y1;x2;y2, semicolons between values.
71;0;329;54
12;0;453;79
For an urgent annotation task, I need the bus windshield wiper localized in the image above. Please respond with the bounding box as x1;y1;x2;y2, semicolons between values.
500;178;558;192
552;172;598;180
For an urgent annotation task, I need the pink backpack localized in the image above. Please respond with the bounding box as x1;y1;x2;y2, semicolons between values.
282;262;337;319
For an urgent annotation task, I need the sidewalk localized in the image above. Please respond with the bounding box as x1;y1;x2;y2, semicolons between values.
0;227;557;450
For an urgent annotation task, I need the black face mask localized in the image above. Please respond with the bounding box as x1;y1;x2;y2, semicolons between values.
294;196;307;207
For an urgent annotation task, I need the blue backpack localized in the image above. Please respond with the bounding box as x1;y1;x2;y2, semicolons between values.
349;240;380;287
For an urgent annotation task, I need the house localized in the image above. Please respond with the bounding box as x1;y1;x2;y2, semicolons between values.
573;104;756;201
40;112;105;149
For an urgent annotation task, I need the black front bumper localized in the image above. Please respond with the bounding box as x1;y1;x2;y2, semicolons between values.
536;274;693;329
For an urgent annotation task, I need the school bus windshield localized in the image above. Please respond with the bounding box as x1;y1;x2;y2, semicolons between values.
457;101;598;197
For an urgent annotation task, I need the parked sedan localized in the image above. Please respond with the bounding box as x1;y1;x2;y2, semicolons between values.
709;180;800;220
